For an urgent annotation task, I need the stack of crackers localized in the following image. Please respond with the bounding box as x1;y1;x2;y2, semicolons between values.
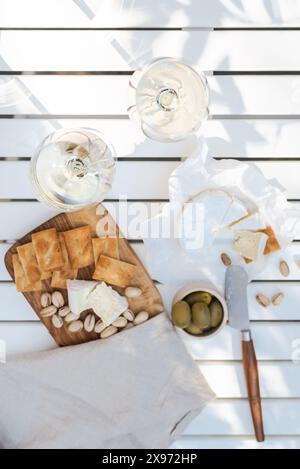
13;225;136;293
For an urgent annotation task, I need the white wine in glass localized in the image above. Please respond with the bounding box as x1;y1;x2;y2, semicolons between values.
30;128;116;211
128;57;209;142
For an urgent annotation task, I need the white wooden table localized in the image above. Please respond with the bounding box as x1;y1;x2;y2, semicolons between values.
1;0;300;449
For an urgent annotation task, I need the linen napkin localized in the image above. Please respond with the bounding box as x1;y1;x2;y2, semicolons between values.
0;314;215;449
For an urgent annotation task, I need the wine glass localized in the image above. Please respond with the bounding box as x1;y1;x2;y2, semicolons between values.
30;128;116;211
128;57;209;142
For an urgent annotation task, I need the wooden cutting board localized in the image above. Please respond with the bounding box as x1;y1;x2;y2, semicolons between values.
5;204;164;346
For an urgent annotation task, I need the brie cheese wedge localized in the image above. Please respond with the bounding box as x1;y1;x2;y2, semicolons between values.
67;279;97;316
88;282;128;326
232;230;268;261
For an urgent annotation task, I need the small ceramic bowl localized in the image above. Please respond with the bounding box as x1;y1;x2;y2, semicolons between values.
172;281;228;339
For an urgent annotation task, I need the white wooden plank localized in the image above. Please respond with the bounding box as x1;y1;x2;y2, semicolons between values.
1;160;300;200
2;238;300;282
185;399;300;436
1;239;300;282
0;118;197;159
0;321;299;360
1;201;300;245
184;323;300;361
200;362;300;399
0;322;56;359
1;280;299;321
171;436;300;449
0;160;177;199
2;75;300;116
0;0;300;27
3;30;300;71
0;201;164;240
4;119;300;160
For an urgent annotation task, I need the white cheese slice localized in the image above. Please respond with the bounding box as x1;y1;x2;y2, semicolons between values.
67;279;97;316
87;282;128;326
232;230;268;261
228;210;266;231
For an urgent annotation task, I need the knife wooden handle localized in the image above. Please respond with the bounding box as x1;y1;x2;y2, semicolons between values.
242;335;265;442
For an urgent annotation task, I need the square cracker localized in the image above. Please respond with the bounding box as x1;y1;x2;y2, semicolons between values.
51;268;77;289
12;253;42;292
17;242;41;283
92;237;119;264
58;232;72;271
63;225;93;269
93;255;136;288
32;228;64;272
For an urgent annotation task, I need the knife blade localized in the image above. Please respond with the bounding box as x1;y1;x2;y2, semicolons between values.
225;264;265;442
225;265;250;332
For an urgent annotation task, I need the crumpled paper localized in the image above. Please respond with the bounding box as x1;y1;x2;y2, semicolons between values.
142;140;300;294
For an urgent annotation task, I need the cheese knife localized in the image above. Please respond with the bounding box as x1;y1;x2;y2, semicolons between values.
225;265;265;442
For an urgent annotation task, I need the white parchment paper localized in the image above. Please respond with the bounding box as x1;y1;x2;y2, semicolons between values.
142;140;300;294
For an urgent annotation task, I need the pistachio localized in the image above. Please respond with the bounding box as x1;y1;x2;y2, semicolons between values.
184;323;203;336
279;260;290;277
256;293;271;308
68;320;83;333
112;317;128;328
133;311;149;325
221;252;232;267
84;313;95;333
51;291;64;308
58;306;71;317
65;311;80;323
123;310;135;322
100;325;118;339
125;287;142;298
52;314;64;329
272;292;284;306
94;320;106;334
125;322;134;330
40;292;51;308
40;305;57;317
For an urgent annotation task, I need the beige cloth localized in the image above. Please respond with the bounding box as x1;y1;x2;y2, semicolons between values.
0;314;215;449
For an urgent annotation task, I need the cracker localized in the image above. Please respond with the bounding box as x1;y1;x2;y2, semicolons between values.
63;225;93;269
51;269;77;289
58;232;71;271
93;255;136;288
92;237;119;264
12;253;42;292
17;242;41;283
32;228;64;272
258;226;281;255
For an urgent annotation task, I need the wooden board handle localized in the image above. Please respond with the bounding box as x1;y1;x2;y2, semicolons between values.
242;337;265;442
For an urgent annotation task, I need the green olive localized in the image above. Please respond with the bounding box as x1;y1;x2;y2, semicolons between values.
185;291;212;306
191;302;211;329
209;299;223;328
185;323;203;336
171;301;191;328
